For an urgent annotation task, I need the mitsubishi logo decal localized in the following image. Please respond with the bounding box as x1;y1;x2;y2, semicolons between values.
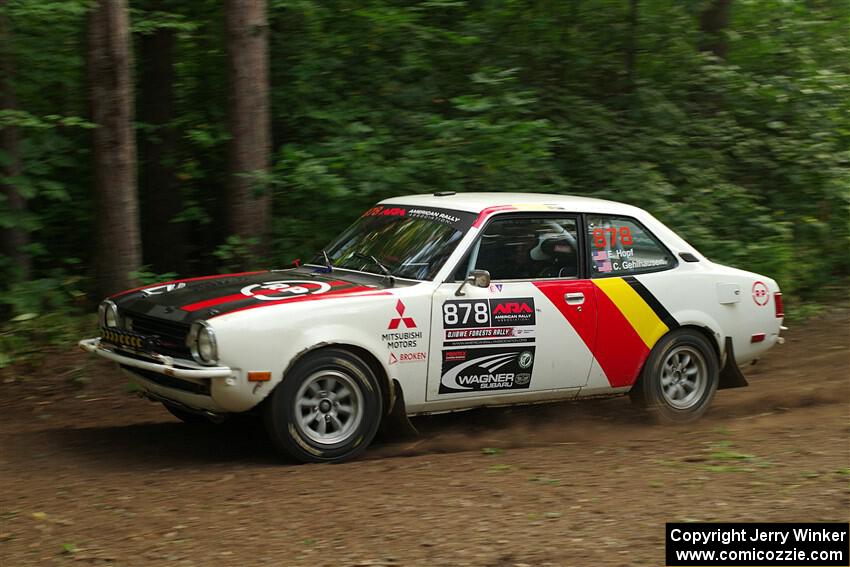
388;300;416;329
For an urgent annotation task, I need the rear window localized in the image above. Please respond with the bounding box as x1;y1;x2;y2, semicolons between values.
587;215;676;277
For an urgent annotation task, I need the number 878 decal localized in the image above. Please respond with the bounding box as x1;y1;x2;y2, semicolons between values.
592;226;633;248
443;298;536;329
444;301;489;327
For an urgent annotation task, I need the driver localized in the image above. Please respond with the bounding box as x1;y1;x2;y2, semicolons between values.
529;229;578;278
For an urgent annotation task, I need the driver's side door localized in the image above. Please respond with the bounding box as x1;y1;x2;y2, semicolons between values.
426;214;597;402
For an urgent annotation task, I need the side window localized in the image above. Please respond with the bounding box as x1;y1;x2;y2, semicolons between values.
587;215;676;277
460;217;580;281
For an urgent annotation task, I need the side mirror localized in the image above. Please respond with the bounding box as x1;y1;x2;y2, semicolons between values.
455;269;491;296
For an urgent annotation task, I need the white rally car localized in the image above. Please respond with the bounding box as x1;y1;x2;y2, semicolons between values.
80;193;785;462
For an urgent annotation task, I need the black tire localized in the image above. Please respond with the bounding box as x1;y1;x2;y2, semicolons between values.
263;348;382;463
630;329;719;423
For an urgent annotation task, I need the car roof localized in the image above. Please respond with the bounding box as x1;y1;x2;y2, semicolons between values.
380;192;644;216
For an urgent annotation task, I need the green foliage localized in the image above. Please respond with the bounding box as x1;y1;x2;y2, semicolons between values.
0;276;93;367
1;0;848;307
129;268;179;286
213;236;261;272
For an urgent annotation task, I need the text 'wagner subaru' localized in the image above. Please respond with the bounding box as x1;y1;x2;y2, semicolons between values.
80;193;785;462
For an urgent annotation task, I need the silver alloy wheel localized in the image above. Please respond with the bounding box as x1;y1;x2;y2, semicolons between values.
293;370;364;445
660;345;708;410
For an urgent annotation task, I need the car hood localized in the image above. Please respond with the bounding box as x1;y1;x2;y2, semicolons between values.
110;268;389;324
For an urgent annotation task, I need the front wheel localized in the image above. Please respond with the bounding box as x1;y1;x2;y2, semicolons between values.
263;348;382;463
630;329;719;423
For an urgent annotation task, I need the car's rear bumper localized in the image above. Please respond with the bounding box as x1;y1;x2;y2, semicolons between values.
78;337;236;412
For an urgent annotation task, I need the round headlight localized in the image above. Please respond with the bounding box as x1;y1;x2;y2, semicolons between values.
99;300;119;328
190;321;218;365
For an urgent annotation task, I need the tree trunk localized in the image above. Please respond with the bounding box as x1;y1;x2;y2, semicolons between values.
625;0;639;96
224;0;271;254
139;18;185;274
0;0;31;280
699;0;733;59
87;0;142;297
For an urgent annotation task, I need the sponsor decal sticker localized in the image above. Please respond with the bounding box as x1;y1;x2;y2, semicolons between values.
363;205;407;218
443;327;534;347
406;208;461;225
382;330;422;349
752;281;769;306
362;205;476;228
439;346;536;394
385;300;426;364
491;300;535;326
388;300;417;329
443;298;536;330
445;327;514;340
240;280;332;301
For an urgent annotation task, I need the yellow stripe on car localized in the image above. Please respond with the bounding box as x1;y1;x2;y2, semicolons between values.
594;277;669;349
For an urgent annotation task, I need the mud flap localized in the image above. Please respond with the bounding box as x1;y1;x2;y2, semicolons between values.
378;380;419;439
718;337;748;390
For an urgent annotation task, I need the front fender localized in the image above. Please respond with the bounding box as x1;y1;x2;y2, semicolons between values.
279;324;390;382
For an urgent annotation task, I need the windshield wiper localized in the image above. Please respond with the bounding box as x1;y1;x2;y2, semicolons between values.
321;250;334;273
353;252;395;286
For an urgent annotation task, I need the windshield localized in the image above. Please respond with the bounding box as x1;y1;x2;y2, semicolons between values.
315;205;476;280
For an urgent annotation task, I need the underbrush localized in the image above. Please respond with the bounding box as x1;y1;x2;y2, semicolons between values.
0;275;96;370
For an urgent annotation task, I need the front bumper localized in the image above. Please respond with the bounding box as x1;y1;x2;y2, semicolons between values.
79;337;233;379
78;337;239;412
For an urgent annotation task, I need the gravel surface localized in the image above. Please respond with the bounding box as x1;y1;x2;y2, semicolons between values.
1;310;848;566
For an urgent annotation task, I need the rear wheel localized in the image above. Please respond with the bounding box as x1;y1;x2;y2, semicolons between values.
630;329;719;423
263;348;382;463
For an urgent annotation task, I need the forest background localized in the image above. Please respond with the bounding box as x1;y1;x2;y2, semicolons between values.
1;0;848;363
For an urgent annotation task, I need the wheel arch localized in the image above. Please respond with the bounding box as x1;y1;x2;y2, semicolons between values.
677;324;722;364
280;342;395;417
668;309;726;362
632;322;723;392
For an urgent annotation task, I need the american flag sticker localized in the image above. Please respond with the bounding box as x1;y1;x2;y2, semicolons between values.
593;250;613;273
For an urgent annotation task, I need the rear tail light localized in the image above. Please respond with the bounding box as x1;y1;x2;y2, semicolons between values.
774;292;784;318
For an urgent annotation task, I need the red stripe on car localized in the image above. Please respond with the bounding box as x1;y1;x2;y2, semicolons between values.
180;280;362;312
534;281;648;387
533;281;597;349
592;289;651;387
472;205;517;228
109;271;266;299
209;288;391;318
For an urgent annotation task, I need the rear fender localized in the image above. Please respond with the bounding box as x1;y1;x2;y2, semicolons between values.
669;308;726;359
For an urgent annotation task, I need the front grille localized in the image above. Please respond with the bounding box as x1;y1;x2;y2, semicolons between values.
125;312;192;359
121;365;211;396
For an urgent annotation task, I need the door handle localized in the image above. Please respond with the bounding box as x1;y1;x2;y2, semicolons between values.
564;292;585;305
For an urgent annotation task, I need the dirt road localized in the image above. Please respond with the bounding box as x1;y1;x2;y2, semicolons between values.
1;311;848;566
